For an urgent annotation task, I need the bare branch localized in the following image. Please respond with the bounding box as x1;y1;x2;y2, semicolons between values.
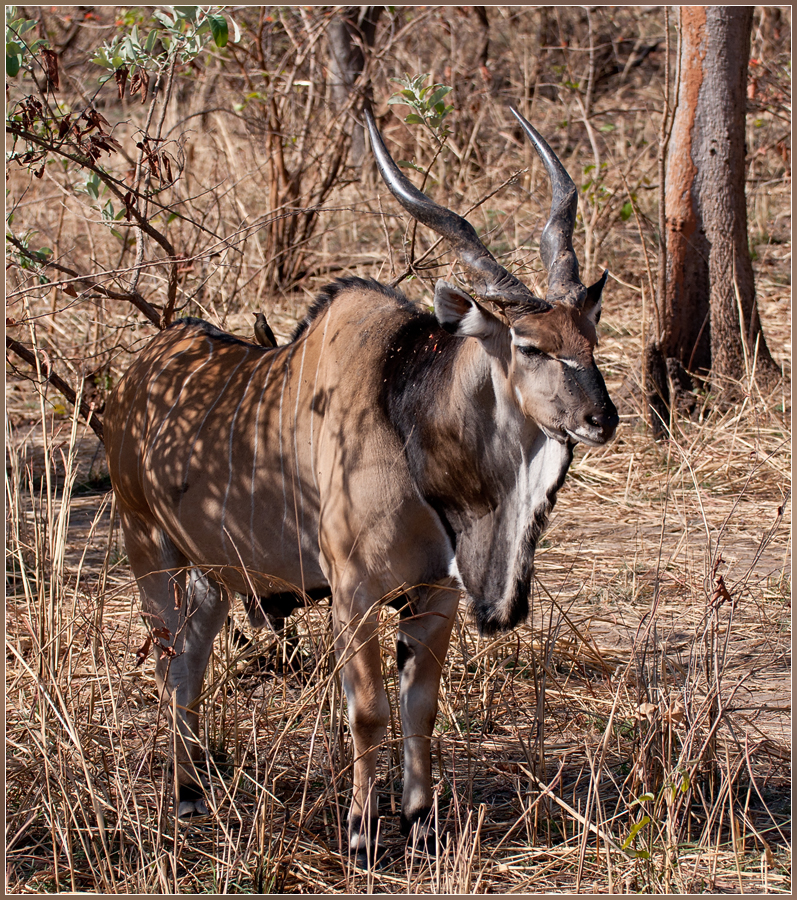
5;335;104;442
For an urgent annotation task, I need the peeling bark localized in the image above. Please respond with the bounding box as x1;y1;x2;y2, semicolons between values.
647;6;778;433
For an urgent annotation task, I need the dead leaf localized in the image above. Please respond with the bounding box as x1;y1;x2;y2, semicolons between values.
114;66;129;100
666;701;684;724
41;47;60;91
134;635;152;666
711;573;733;608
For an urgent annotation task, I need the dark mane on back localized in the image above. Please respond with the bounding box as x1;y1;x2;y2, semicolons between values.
290;276;410;341
170;316;254;347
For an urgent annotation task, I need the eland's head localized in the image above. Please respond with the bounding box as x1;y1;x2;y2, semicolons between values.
365;105;618;450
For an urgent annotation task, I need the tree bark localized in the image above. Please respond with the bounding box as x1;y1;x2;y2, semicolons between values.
326;6;382;165
646;6;779;434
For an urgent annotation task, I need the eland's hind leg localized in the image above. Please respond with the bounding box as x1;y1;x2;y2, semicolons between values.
119;508;230;816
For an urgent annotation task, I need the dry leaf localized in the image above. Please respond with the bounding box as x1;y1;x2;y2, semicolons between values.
41;47;60;91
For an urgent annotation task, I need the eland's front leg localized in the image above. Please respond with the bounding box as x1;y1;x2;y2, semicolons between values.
332;599;390;866
396;586;459;844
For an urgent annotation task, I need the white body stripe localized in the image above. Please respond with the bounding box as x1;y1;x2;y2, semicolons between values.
249;356;278;560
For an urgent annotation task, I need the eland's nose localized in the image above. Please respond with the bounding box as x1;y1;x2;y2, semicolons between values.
586;406;619;441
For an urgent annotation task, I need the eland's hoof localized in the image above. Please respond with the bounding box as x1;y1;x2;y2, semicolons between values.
403;809;447;858
349;815;387;870
352;845;389;871
177;797;210;818
177;781;212;819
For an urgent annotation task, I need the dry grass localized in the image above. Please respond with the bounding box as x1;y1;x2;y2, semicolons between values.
6;6;791;894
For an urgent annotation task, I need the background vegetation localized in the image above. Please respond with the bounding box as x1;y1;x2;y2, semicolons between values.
6;5;790;893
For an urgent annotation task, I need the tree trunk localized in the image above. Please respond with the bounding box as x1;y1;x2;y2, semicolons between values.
326;6;382;166
646;6;779;434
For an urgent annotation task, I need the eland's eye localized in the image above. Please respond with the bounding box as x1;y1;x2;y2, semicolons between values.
518;344;547;359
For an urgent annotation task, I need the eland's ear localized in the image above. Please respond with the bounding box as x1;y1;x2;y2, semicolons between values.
583;269;608;328
434;280;502;341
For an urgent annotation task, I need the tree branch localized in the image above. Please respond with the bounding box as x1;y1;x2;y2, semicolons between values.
6;336;104;442
6;233;162;326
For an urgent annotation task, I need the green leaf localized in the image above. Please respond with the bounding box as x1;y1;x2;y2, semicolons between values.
175;6;199;23
620;201;633;221
621;815;650;850
679;772;690;793
397;159;427;175
85;175;100;200
428;85;452;108
599;123;616;133
404;113;424;125
145;29;158;53
209;14;228;47
152;9;176;29
167;212;179;224
6;53;19;76
386;94;410;105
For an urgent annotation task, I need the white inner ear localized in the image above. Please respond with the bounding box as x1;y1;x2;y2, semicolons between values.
434;280;500;340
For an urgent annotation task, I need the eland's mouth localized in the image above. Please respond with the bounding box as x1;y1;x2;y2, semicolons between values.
565;427;610;447
539;423;608;447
